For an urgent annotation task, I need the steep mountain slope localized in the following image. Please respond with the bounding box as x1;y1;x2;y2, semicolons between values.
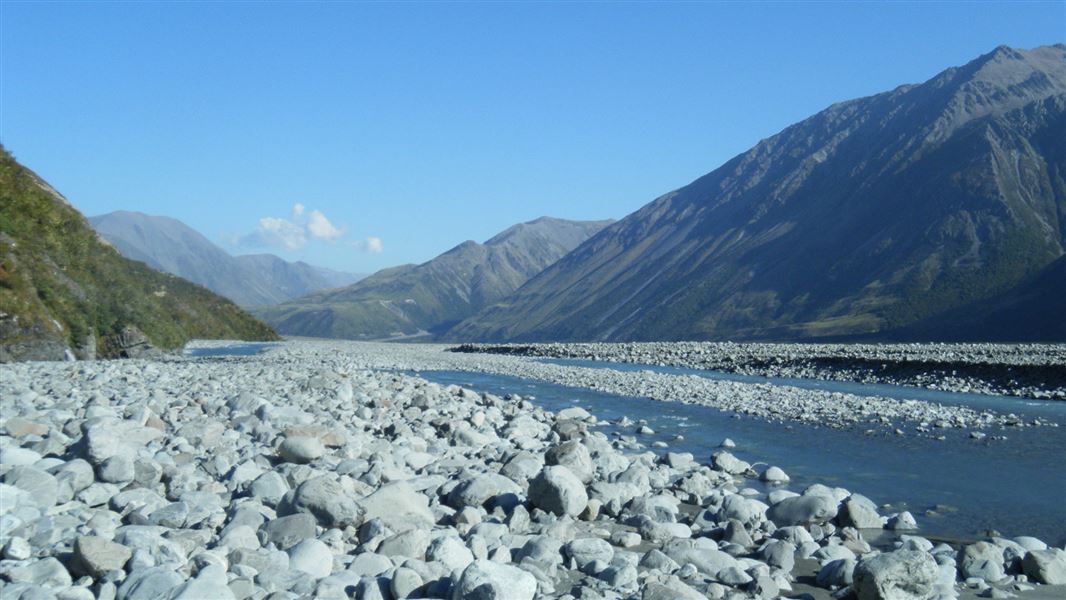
255;217;612;339
232;254;364;302
298;262;365;290
90;211;363;306
883;254;1066;342
0;149;278;361
451;45;1066;342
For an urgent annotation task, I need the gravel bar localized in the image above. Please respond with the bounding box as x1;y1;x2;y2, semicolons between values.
336;342;1058;435
450;343;1066;401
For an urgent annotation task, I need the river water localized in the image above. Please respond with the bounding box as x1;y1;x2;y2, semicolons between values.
184;343;278;358
536;357;1066;421
412;368;1066;547
186;342;1066;545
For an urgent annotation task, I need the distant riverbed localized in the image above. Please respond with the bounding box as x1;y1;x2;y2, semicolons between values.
453;341;1066;400
534;357;1066;422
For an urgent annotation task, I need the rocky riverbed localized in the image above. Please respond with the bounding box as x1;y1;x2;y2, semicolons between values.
451;343;1066;401
330;342;1058;436
1;340;1064;600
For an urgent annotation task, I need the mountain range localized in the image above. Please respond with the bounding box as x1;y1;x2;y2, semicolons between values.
90;211;364;307
6;44;1062;356
0;149;277;361
253;217;612;340
449;44;1066;343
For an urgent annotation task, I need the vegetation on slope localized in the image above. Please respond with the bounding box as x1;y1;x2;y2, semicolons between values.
881;254;1066;342
0;147;278;360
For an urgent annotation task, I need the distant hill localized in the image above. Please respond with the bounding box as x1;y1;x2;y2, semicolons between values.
255;217;612;339
0;148;278;361
90;211;364;306
450;45;1066;342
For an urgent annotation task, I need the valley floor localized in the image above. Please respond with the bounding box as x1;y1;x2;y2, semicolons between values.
0;339;1063;600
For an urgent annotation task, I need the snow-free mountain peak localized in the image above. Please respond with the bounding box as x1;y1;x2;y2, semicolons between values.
253;217;613;340
449;44;1066;342
90;211;364;307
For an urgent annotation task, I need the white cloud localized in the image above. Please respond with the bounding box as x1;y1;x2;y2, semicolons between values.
238;204;369;253
238;216;307;250
350;237;383;253
307;209;343;242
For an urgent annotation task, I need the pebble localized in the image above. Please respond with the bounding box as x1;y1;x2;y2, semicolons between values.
854;550;939;600
286;538;334;579
1022;548;1066;585
3;536;32;560
760;466;790;483
453;560;537;600
390;566;422;598
261;513;318;549
71;536;132;577
278;436;325;464
290;475;364;528
529;465;589;517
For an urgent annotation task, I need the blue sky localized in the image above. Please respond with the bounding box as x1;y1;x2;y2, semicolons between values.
2;2;1063;273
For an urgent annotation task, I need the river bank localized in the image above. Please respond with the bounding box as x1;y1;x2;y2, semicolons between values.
410;369;1066;546
1;340;1063;600
451;342;1066;401
326;342;1059;435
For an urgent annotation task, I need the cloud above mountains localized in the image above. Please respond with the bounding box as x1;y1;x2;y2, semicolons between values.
248;216;307;250
352;236;383;253
238;203;380;252
307;209;343;242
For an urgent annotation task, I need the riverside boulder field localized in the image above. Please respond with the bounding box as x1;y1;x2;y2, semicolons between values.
0;340;1064;600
